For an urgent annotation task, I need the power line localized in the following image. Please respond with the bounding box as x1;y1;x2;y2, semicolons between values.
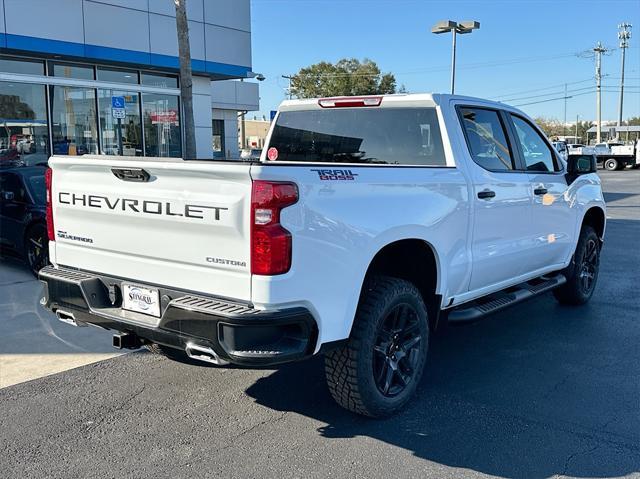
491;78;595;100
499;85;597;103
286;51;580;80
513;90;596;107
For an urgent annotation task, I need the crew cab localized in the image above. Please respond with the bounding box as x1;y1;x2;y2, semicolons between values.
39;94;606;417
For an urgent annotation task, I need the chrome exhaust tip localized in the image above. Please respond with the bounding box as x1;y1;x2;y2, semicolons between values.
185;343;229;366
55;310;86;327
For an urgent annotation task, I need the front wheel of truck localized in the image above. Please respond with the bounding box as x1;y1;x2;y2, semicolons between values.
324;275;429;417
553;225;600;305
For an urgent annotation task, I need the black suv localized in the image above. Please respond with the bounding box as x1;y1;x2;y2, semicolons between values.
0;166;48;275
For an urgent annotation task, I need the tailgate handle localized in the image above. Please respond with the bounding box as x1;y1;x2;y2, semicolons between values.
111;167;150;182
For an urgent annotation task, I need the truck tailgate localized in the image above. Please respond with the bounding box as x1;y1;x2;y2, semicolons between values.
49;156;252;301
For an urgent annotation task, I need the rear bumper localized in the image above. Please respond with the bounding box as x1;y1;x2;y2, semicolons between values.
38;265;318;367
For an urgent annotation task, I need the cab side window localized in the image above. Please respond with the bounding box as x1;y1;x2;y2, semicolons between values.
510;115;559;172
458;107;514;171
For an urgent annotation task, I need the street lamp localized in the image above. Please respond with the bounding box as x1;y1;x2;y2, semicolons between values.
431;20;480;94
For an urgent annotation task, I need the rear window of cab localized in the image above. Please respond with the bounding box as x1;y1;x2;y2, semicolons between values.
267;108;446;166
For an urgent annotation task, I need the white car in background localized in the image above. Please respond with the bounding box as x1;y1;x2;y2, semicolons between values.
551;141;568;161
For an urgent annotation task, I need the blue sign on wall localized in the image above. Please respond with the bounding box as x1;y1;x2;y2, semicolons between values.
270;110;277;121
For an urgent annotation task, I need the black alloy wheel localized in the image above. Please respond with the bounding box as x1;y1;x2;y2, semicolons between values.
372;303;422;397
25;223;48;276
579;237;599;296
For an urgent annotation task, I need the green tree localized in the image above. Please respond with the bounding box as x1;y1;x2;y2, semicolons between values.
534;117;561;138
625;116;640;126
291;58;397;98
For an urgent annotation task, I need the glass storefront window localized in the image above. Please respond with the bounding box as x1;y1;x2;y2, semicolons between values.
0;56;45;76
142;93;181;157
98;90;142;156
97;67;138;85
50;86;98;156
51;63;94;80
212;119;225;158
141;72;178;89
0;82;49;166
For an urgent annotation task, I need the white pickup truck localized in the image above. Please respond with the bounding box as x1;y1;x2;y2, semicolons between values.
593;140;640;171
39;94;606;417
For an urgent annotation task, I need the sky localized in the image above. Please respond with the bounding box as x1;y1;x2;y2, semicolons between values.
249;0;640;124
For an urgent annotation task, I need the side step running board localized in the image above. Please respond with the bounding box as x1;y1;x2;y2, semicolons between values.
447;274;566;323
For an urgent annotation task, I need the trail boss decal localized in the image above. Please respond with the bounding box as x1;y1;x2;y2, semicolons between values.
311;169;359;181
58;193;228;222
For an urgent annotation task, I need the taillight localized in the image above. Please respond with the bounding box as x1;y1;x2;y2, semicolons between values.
251;180;298;275
318;96;382;108
45;168;55;241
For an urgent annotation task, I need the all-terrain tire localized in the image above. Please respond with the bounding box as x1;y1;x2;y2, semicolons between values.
324;275;429;417
553;225;600;305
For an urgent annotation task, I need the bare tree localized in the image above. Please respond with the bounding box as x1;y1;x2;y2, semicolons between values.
174;0;196;158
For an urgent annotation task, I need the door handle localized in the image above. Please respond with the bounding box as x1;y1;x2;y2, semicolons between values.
534;187;548;195
111;167;150;182
477;189;496;200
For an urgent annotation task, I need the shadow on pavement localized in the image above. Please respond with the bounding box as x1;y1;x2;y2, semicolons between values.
603;191;638;203
245;219;640;479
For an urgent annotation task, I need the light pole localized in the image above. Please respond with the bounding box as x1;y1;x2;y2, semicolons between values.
431;20;480;94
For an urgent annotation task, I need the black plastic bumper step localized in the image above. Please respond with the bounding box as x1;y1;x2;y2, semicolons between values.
447;274;566;323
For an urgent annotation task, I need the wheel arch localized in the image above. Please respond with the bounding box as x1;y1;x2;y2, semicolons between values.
582;206;606;241
358;238;442;330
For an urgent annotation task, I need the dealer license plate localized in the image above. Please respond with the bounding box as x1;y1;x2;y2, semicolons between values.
122;283;161;317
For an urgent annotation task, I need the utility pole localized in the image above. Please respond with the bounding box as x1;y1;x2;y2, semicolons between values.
282;75;293;100
563;83;568;136
575;114;580;142
593;42;608;144
617;23;632;132
174;0;196;159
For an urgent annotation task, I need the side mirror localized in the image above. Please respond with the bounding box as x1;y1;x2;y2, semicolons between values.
567;155;597;174
566;155;597;184
1;191;15;201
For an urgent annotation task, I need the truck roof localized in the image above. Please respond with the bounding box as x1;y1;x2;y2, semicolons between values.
278;93;516;112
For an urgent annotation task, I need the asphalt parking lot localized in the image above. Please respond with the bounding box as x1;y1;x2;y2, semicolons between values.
1;170;639;478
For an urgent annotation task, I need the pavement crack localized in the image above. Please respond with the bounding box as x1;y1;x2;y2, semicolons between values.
86;384;147;430
234;410;288;439
561;444;601;477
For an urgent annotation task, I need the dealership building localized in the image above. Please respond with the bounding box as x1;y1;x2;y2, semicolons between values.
0;0;259;164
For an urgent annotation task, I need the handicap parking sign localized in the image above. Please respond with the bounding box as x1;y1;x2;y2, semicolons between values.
112;96;126;119
112;96;125;109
